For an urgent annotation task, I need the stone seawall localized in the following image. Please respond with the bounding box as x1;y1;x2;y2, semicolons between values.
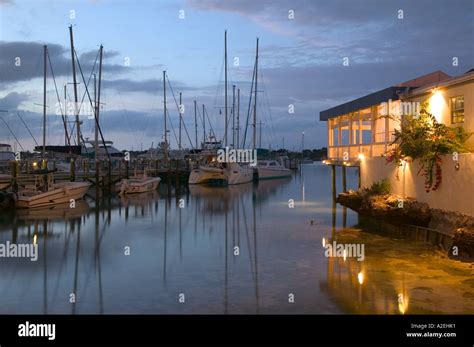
337;190;474;261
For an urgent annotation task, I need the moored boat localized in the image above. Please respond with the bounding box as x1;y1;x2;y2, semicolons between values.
189;162;253;185
16;179;91;209
257;160;292;180
116;173;161;195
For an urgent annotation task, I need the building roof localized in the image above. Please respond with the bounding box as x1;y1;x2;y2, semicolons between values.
319;86;409;121
319;70;452;121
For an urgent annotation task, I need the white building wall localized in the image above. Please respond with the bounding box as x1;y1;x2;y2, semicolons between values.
360;153;474;216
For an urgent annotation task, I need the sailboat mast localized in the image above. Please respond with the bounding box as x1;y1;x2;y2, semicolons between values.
194;100;198;148
96;45;103;160
163;70;168;161
237;88;240;148
68;25;80;147
179;92;182;150
64;84;67;146
253;38;259;150
94;73;97;157
42;45;47;158
224;30;228;147
232;84;235;147
202;104;206;145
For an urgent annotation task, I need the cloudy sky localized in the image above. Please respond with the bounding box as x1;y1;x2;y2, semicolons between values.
0;0;473;152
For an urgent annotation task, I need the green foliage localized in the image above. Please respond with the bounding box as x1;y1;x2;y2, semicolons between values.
366;178;391;195
385;104;472;192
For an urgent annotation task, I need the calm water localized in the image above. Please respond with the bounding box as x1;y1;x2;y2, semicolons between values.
0;163;472;314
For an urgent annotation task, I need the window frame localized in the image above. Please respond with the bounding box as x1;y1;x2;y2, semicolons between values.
451;95;464;124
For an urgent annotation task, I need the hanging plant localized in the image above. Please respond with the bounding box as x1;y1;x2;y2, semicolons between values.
384;104;471;192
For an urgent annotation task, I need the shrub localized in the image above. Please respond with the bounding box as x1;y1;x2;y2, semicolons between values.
366;178;391;195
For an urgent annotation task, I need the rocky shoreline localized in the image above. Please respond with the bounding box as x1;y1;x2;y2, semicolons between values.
337;190;474;261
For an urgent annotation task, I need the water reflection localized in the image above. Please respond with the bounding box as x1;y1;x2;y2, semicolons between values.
323;227;474;314
0;163;471;314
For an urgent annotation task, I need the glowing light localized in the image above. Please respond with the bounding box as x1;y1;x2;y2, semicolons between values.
398;293;409;315
358;153;365;161
32;161;38;168
357;272;364;285
33;234;37;245
429;90;445;122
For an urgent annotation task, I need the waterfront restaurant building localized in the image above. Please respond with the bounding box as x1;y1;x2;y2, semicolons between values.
320;69;474;216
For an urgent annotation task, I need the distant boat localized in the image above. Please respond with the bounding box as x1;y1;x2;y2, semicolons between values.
300;158;314;164
257;159;291;180
116;172;161;195
16;174;91;209
83;140;123;158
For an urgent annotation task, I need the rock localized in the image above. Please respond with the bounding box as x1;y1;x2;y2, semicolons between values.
337;192;431;226
451;227;474;260
429;209;474;235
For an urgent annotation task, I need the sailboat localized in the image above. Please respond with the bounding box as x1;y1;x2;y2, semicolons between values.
188;31;254;186
15;45;91;209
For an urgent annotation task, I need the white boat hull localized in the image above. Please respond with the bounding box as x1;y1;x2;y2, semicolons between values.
189;165;254;185
16;182;91;209
116;177;161;194
227;166;254;185
257;167;291;180
188;167;226;185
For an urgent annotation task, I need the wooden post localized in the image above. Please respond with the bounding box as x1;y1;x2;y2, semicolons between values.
95;158;99;186
125;159;129;179
358;166;362;189
108;160;112;188
342;206;347;229
70;158;75;182
342;164;347;192
331;164;336;203
11;161;18;193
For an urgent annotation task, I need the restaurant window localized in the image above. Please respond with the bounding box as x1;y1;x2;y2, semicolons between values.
451;96;464;124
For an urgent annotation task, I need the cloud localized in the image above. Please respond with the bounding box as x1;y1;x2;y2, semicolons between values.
0;92;29;110
103;78;197;94
0;41;128;85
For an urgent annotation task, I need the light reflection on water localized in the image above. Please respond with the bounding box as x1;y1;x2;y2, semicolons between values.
0;163;472;314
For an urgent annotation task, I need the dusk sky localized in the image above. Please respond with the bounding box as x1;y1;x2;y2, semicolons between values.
0;0;473;152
